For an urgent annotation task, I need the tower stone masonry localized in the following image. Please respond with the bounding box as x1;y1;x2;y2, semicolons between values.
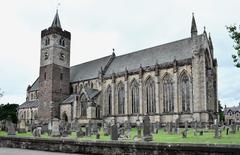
38;11;71;123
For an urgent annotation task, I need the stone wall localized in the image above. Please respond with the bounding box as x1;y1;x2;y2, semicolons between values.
0;136;239;155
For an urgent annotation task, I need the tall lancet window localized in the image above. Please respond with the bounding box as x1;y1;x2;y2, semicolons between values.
163;74;174;113
80;94;87;117
106;85;112;115
180;72;190;112
117;82;125;114
146;77;156;113
131;79;139;113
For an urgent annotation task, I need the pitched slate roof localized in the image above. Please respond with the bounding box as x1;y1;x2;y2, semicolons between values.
28;78;39;92
70;55;112;82
224;104;240;115
18;100;40;109
62;94;78;104
84;87;100;99
104;35;202;76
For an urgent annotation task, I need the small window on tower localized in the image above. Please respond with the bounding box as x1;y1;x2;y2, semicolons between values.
59;38;65;47
60;73;63;80
44;72;47;80
45;37;50;46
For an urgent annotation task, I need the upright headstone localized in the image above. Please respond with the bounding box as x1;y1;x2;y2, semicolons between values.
18;120;27;133
214;120;221;139
226;127;229;135
111;124;118;140
92;122;98;134
33;126;42;137
174;119;179;134
7;122;16;136
51;118;60;137
143;115;152;141
184;121;188;131
182;129;187;138
76;126;85;138
169;122;173;134
85;124;91;137
71;119;79;132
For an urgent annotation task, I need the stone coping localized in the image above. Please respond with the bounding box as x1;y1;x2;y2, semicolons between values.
0;136;239;155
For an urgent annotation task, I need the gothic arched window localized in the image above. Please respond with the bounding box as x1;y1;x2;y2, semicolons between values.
118;82;125;114
163;74;174;113
145;77;156;113
106;86;112;115
180;72;190;112
131;79;139;113
80;94;87;117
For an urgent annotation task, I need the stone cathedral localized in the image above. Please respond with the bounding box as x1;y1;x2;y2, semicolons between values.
18;11;218;126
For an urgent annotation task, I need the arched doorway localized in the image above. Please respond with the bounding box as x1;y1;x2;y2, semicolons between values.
62;112;68;122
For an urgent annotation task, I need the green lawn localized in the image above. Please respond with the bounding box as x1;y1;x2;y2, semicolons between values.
1;128;240;144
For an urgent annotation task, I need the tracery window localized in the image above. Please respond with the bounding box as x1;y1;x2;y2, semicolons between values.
80;94;87;117
118;82;125;114
163;74;174;113
146;77;156;113
106;85;112;115
180;72;190;112
131;79;139;113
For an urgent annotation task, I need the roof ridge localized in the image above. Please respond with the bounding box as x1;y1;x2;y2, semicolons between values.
113;35;203;59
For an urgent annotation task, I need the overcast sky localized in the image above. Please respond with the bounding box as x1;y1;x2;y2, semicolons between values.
0;0;239;107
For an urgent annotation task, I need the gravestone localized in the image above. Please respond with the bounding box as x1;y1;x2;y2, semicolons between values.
214;121;221;139
143;115;152;141
174;119;179;134
48;121;52;136
199;130;203;136
103;122;110;136
71;119;80;132
182;129;187;138
51;118;60;137
85;124;91;137
59;120;65;136
41;123;48;134
111;124;118;140
226;127;229;135
7;122;16;136
169;122;173;134
92;122;98;134
96;132;100;139
230;123;236;134
32;126;42;137
184;121;188;131
18;120;27;133
76;127;85;138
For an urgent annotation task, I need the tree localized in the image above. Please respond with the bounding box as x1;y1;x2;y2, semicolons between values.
226;25;240;68
0;103;19;123
218;101;225;122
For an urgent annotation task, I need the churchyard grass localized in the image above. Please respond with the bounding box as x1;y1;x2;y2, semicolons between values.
1;128;240;144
